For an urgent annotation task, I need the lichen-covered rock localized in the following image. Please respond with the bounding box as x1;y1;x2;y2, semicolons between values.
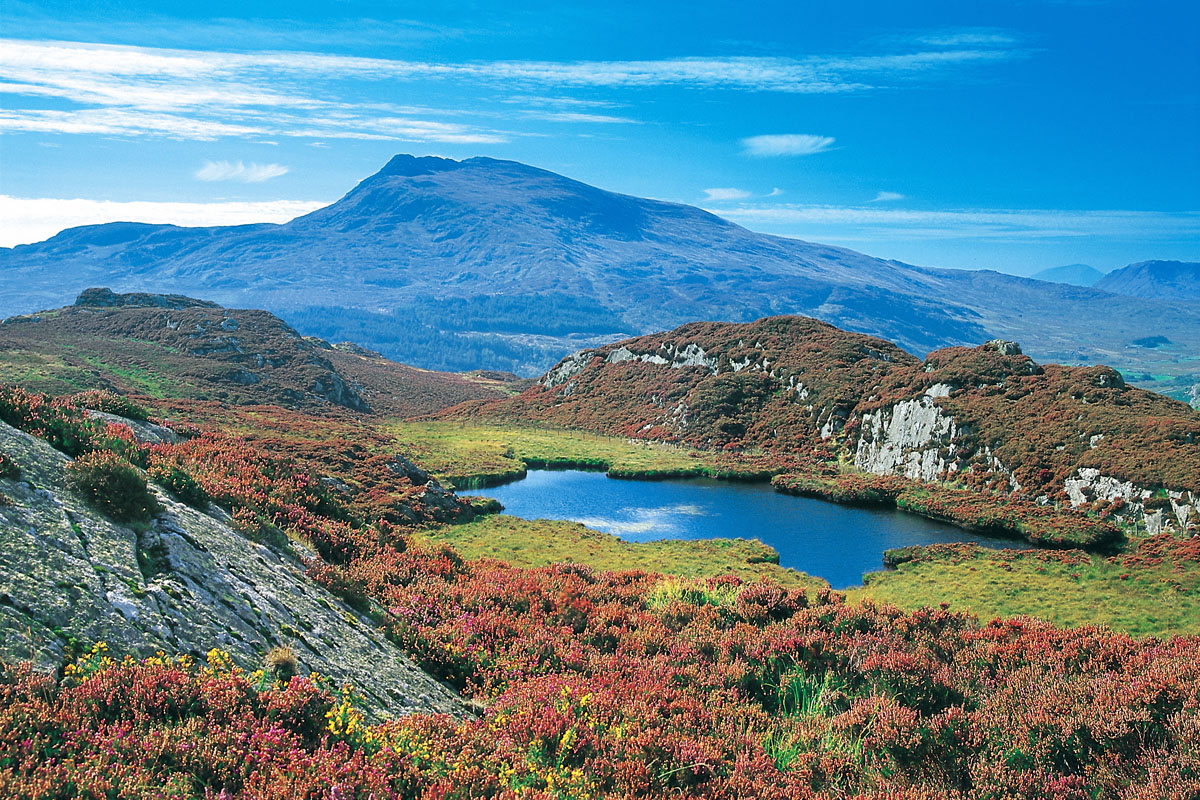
0;421;465;720
1064;466;1199;534
854;387;961;482
983;339;1022;356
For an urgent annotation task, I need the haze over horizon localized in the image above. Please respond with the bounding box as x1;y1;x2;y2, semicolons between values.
1;0;1197;275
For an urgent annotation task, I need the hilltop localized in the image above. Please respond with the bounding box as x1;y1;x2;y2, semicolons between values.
2;156;1197;401
1095;259;1200;302
0;289;508;416
1028;263;1104;286
453;315;1200;536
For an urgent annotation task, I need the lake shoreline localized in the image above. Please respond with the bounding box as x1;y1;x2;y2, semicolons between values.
463;468;1026;590
455;460;1094;551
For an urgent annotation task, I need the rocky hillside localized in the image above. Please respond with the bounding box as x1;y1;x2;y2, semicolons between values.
0;417;464;719
458;316;1200;534
0;289;505;416
2;156;1197;396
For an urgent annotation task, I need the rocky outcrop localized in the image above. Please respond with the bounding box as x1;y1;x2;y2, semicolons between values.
84;410;180;445
604;342;720;374
854;385;962;482
984;339;1022;356
0;421;465;719
74;287;219;310
1065;467;1199;534
541;351;592;390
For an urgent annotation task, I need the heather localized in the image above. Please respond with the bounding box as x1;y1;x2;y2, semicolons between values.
2;383;1199;797
3;581;1198;798
65;450;159;522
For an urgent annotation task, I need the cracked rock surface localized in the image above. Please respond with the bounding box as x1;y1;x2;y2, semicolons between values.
0;420;465;720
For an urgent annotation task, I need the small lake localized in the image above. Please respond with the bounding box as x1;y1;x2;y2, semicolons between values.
469;470;1023;589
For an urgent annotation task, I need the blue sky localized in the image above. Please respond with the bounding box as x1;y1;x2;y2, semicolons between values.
1;0;1196;274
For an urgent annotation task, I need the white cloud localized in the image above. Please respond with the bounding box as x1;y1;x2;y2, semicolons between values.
0;195;327;247
741;134;835;157
703;187;752;201
870;191;906;202
0;38;1026;142
0;107;265;139
195;160;288;183
768;187;785;197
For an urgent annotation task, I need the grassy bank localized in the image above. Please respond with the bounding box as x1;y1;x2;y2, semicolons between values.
387;420;782;489
418;513;827;589
850;537;1200;638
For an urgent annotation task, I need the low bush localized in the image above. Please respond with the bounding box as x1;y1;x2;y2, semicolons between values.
65;450;158;522
0;449;18;480
147;460;209;508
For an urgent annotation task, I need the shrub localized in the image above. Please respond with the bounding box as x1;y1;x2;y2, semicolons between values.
66;450;159;522
264;645;300;683
0;449;18;480
147;461;209;508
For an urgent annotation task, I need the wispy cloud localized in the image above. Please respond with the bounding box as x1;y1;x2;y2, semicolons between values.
0;195;328;247
0;37;1026;142
519;110;637;124
913;30;1019;48
742;134;835;157
701;202;1200;243
703;187;752;201
195;160;288;182
870;191;905;202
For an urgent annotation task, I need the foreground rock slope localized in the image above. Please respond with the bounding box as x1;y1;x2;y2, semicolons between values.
0;419;464;719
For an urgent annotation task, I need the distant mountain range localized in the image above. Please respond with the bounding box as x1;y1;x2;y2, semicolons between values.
2;154;1196;401
1029;264;1105;286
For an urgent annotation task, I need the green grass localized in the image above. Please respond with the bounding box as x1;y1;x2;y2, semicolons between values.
389;420;733;489
78;355;171;399
851;548;1200;638
417;514;827;589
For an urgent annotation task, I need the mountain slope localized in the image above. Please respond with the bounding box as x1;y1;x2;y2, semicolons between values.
457;316;1199;535
1029;263;1104;286
2;155;1197;395
1095;260;1200;302
0;289;506;416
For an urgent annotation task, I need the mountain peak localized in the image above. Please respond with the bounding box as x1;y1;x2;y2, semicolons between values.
1028;264;1104;287
376;154;466;177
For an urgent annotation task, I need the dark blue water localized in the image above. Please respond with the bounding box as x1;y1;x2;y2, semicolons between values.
470;470;1023;589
